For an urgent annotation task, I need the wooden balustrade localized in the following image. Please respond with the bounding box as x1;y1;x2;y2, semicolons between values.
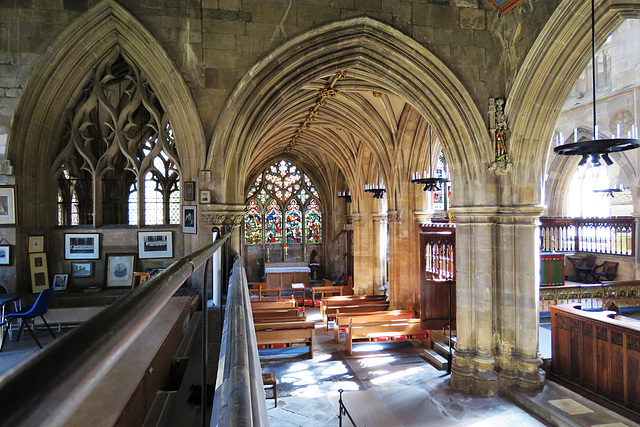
540;217;635;257
420;223;456;281
540;282;640;312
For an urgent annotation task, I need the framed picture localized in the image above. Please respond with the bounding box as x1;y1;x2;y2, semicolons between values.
0;245;10;265
106;253;136;288
138;231;173;259
71;262;93;278
0;186;17;225
53;273;69;291
199;189;211;204
184;181;195;201
28;235;44;253
182;205;197;234
145;268;166;278
29;252;49;293
65;233;100;260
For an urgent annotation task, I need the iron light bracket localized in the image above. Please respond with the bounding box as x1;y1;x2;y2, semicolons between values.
411;177;450;192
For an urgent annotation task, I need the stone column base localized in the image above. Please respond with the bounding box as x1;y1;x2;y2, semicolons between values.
450;352;499;396
498;354;546;392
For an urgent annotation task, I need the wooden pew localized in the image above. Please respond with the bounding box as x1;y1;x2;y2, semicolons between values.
251;299;297;310
312;286;343;305
323;302;390;330
255;321;315;358
333;310;416;342
320;295;387;324
345;319;430;355
252;308;302;321
254;315;307;323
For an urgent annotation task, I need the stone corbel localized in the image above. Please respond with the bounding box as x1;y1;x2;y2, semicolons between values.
413;210;433;225
200;204;244;226
387;210;402;223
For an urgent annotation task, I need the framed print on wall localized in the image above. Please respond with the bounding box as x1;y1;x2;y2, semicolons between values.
53;273;69;291
199;189;211;204
64;233;100;260
138;231;173;259
106;253;136;288
0;186;17;225
184;181;195;201
182;205;197;234
28;235;44;253
71;262;93;278
0;245;10;265
29;252;49;293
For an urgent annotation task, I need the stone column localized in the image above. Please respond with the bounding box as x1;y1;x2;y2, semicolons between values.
351;212;373;295
372;213;388;295
450;206;499;396
494;205;545;391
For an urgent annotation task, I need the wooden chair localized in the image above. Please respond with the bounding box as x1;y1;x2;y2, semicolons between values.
574;254;597;283
592;261;619;283
131;272;151;288
262;372;277;407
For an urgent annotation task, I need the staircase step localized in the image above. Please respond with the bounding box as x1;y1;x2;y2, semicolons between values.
433;341;454;359
423;349;448;370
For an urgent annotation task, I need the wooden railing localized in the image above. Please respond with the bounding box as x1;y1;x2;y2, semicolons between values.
540;281;640;312
420;223;456;281
540;217;635;257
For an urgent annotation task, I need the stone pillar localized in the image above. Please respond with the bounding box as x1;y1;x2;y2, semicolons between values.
372;213;388;295
494;206;545;391
351;212;373;295
450;207;499;396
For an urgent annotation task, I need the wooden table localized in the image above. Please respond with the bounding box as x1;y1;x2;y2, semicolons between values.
265;262;310;288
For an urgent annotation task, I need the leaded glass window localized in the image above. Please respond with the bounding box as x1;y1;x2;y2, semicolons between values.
305;199;322;243
433;151;451;211
244;160;322;246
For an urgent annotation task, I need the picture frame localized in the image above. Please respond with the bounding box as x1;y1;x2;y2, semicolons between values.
106;253;136;288
145;267;166;278
182;205;197;234
0;186;17;225
28;235;44;253
71;262;93;278
184;181;195;201
138;231;173;259
53;273;69;291
199;189;211;204
0;245;10;265
29;252;49;293
65;233;100;260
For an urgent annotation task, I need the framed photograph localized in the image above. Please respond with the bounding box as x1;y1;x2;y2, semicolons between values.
184;181;195;201
53;273;69;291
0;186;17;225
0;245;10;265
182;205;197;234
65;233;100;260
138;231;173;259
71;262;93;278
145;268;166;278
199;189;211;204
28;235;44;253
106;253;136;288
29;252;49;293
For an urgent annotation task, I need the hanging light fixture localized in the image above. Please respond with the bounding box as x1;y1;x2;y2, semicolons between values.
411;126;450;191
337;190;352;203
364;166;386;199
554;0;640;165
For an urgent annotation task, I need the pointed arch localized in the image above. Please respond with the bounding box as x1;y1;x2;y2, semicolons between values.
8;0;204;225
207;17;490;206
507;0;640;204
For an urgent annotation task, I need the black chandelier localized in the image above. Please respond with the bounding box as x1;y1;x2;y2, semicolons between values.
365;166;386;199
337;190;352;203
553;0;640;165
411;126;449;191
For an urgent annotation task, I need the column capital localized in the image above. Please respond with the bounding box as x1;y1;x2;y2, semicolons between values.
348;212;364;223
387;210;402;223
413;210;434;225
371;213;387;224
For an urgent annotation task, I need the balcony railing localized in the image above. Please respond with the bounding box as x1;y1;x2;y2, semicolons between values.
539;281;640;312
539;217;635;257
421;223;456;281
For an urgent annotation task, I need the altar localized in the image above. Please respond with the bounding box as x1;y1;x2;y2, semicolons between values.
265;262;310;289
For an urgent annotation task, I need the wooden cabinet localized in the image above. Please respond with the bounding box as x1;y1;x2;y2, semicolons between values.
541;252;565;286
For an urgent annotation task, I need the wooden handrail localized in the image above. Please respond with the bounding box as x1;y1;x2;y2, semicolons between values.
0;232;232;427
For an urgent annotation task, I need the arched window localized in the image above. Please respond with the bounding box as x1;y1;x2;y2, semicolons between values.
433;150;451;211
53;51;181;227
244;160;322;246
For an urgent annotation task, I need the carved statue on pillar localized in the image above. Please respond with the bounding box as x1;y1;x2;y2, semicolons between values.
488;97;513;175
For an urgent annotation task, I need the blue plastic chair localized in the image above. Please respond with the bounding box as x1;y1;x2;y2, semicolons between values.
1;288;55;351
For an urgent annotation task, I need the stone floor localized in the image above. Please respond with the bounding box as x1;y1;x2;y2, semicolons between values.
260;309;638;427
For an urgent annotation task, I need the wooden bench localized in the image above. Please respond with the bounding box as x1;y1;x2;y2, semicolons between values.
345;319;430;355
249;287;282;301
251;299;297;310
312;286;344;305
320;295;387;324
252;308;303;321
254;315;307;323
255;321;315;358
333;310;416;342
323;300;390;330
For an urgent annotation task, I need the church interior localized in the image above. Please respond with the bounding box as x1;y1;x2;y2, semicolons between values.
1;0;640;425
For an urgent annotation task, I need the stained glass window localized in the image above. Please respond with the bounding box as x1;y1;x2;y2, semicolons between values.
245;199;262;245
285;200;302;243
244;159;322;245
433;150;451;211
265;200;283;244
305;199;322;243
